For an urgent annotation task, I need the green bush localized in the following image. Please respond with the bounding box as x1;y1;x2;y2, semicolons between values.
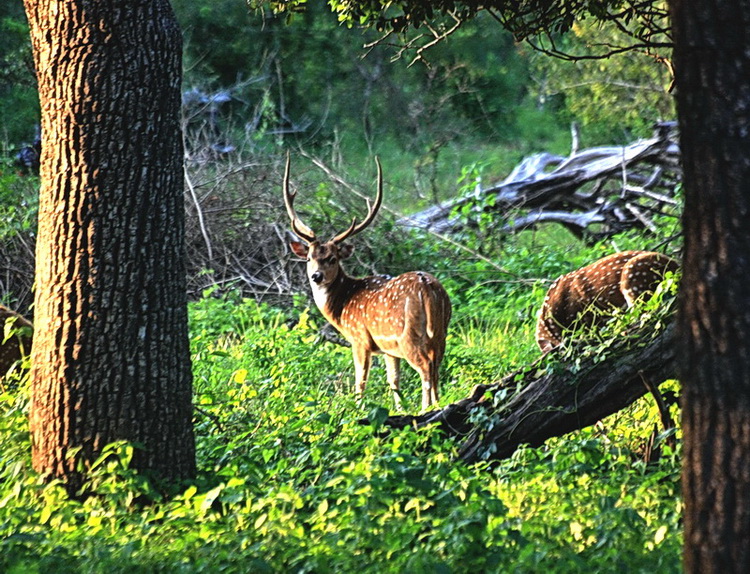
0;265;683;572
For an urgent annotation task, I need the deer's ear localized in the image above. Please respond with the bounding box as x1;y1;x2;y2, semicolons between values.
338;243;354;260
290;241;309;259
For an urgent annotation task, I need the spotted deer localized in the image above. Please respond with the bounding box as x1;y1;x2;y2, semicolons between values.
284;155;452;410
536;251;679;353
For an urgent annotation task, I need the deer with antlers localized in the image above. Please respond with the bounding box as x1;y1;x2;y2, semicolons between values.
536;250;679;353
284;155;452;410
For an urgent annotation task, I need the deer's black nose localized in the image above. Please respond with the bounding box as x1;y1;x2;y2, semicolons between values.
311;271;324;284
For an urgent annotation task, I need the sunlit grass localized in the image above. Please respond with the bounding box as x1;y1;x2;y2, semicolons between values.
0;215;684;572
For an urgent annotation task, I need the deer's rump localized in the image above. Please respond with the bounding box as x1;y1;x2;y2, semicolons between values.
357;272;451;356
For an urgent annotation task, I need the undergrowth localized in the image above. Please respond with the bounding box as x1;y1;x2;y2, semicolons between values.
0;234;683;573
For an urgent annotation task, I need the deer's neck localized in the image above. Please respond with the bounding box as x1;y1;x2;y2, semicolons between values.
310;270;365;325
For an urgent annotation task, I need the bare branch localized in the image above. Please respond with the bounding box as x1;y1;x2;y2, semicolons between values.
399;123;681;241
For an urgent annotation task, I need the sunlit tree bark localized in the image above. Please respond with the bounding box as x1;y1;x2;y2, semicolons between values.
23;0;195;490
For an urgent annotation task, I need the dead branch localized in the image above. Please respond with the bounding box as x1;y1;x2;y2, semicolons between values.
399;122;681;241
377;318;677;464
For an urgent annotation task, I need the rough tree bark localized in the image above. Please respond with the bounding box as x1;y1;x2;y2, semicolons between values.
24;0;195;489
671;1;750;571
380;320;677;464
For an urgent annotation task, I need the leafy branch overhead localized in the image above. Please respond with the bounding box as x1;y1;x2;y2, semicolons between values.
260;0;671;61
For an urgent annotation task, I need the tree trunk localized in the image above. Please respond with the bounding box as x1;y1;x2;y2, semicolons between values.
671;1;750;571
24;0;195;489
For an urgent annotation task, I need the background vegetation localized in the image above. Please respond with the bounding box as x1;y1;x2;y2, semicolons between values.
0;0;682;571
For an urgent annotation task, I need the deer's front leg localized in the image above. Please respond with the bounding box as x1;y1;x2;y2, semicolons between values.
352;345;372;399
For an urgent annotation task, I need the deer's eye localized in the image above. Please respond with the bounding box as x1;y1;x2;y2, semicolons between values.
326;256;337;265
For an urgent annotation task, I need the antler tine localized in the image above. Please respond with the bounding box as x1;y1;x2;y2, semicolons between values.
332;156;384;244
282;152;316;243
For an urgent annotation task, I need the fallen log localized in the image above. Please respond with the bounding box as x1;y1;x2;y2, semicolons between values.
378;318;677;464
398;122;681;240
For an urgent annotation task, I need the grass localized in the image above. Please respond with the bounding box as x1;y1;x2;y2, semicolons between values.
0;303;683;573
0;222;684;572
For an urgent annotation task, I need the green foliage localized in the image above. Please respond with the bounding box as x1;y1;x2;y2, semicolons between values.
268;0;670;57
0;1;685;569
0;216;684;571
0;170;38;238
3;0;672;209
524;7;674;143
0;2;38;145
0;168;38;309
170;0;571;206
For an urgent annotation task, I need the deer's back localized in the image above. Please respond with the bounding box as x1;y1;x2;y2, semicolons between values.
544;251;639;326
336;271;451;354
537;251;678;351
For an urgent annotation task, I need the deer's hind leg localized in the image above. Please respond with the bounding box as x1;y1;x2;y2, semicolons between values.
384;355;403;410
402;348;438;411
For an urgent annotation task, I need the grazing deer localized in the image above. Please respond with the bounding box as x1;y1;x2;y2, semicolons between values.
536;250;679;353
284;155;452;410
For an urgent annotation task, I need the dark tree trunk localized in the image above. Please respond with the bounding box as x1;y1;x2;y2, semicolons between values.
671;1;750;571
24;0;195;489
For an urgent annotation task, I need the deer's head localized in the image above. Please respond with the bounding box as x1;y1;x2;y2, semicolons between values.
284;153;382;289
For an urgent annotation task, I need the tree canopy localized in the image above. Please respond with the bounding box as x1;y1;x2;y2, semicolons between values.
265;0;670;59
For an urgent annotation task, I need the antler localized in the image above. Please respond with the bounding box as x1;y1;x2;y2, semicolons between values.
332;156;383;244
283;152;317;243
